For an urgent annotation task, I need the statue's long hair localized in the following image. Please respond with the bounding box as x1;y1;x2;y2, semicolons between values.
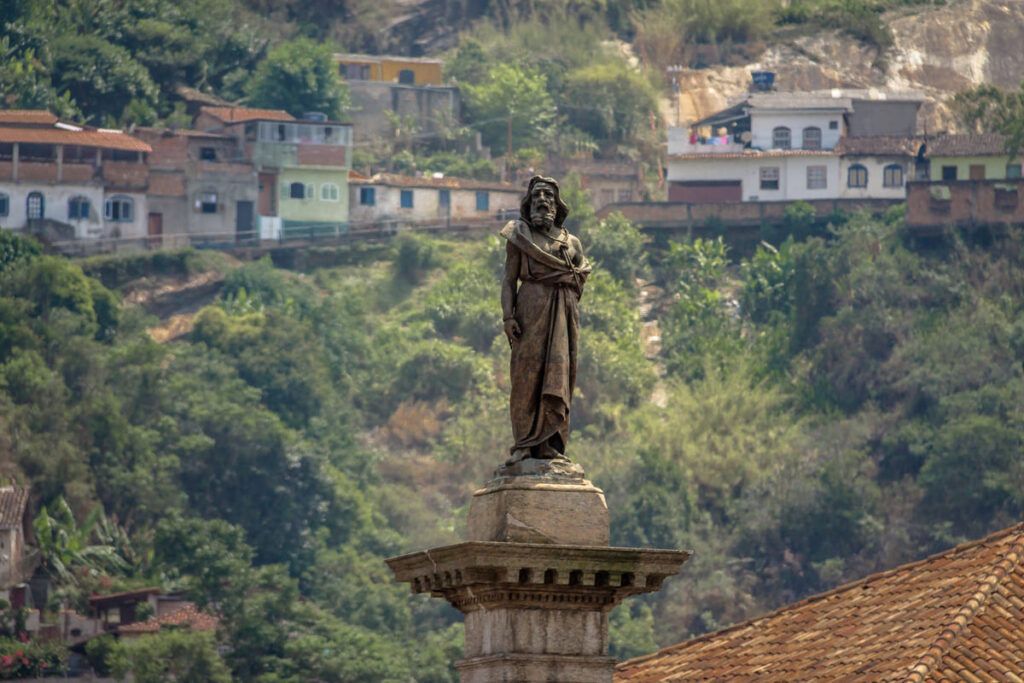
520;175;570;227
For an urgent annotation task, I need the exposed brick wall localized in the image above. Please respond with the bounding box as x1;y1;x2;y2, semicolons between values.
906;180;1024;229
19;162;58;182
296;145;346;167
101;162;149;191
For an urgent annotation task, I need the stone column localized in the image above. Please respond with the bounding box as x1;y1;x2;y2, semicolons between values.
387;460;689;683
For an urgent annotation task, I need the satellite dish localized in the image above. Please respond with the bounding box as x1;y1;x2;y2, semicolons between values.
740;131;752;143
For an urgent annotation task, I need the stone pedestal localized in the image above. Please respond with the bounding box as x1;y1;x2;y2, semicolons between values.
387;461;689;683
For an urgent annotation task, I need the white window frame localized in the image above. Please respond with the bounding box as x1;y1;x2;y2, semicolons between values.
806;165;827;190
320;183;340;202
802;127;822;150
759;167;780;191
883;164;904;188
104;195;134;222
848;164;868;188
772;127;791;150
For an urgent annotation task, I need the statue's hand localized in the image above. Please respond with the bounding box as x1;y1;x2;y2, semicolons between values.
504;318;522;346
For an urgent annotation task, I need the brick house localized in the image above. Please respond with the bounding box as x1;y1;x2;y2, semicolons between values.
0;484;31;590
136;127;259;246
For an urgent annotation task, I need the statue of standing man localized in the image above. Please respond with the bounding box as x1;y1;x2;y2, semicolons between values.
500;176;591;467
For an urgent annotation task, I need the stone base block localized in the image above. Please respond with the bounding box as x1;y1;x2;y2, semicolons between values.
467;479;609;546
464;608;608;659
457;653;615;683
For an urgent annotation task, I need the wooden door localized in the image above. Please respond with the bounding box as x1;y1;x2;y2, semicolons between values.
147;212;162;247
235;200;255;242
969;164;986;180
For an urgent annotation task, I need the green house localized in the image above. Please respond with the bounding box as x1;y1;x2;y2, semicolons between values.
925;133;1021;182
196;107;352;240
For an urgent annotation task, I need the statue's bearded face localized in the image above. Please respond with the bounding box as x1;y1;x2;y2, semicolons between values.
529;183;557;229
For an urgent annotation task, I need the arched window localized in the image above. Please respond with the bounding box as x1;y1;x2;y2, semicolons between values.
802;126;822;150
0;193;9;217
320;183;340;202
290;182;306;199
68;196;91;220
847;164;868;188
772;126;791;150
883;164;904;188
104;195;134;222
26;192;44;219
398;69;415;85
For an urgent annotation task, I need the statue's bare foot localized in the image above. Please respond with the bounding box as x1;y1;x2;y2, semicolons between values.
505;448;532;465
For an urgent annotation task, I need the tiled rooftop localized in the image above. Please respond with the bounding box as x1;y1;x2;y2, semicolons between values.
0;110;59;125
349;172;519;192
200;106;295;124
0;486;28;529
117;602;219;634
836;136;925;156
926;133;1009;157
0;126;151;153
668;149;838;161
616;522;1024;682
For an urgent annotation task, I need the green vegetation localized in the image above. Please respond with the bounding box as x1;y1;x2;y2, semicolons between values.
246;38;350;120
4;196;1024;676
953;80;1024;160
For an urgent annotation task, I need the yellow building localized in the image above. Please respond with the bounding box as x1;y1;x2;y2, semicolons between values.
334;53;444;86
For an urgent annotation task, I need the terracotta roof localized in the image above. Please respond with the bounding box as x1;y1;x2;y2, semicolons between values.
135;127;232;140
350;172;518;192
88;587;161;608
926;133;1009;157
836;136;924;156
117;602;219;634
668;149;837;161
0;486;28;529
616;522;1024;682
0;110;59;125
0;126;151;152
200;106;295;124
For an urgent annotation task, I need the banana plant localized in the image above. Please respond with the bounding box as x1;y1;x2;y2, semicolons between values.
33;497;130;587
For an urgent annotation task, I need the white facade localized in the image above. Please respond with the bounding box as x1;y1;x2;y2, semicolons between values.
0;184;147;240
349;180;520;227
750;111;845;151
668;154;841;201
838;156;912;200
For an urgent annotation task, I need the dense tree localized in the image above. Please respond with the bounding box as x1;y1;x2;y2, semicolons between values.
245;37;349;119
462;64;555;153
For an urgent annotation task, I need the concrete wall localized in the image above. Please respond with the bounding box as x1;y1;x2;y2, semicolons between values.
750;112;844;150
0;528;21;588
847;100;920;137
839;156;911;199
346;81;460;143
668;155;841;201
349;184;519;226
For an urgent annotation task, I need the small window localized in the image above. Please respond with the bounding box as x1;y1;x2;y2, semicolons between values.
829;120;839;130
338;64;349;78
398;69;415;85
942;166;958;181
438;189;450;207
26;192;45;219
759;167;780;191
0;144;12;161
400;189;414;208
617;190;633;202
277;124;287;142
1007;164;1022;179
883;164;904;188
359;187;376;206
806;165;827;189
105;196;133;222
305;184;314;199
802;127;822;150
289;182;305;199
0;193;9;217
321;183;340;202
68;196;91;220
199;147;217;161
848;164;868;188
772;126;791;150
198;191;218;214
475;191;489;212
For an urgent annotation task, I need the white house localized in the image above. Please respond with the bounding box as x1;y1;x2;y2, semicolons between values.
0;110;151;244
349;173;521;229
667;89;924;203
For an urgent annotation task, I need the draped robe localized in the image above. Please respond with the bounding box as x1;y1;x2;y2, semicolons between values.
501;219;591;455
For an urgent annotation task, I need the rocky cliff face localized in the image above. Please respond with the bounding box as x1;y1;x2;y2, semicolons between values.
671;0;1024;133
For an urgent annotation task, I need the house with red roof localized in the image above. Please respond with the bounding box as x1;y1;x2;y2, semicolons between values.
0;110;151;246
615;522;1024;681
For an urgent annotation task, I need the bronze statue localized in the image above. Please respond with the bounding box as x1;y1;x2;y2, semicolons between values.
500;176;591;466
